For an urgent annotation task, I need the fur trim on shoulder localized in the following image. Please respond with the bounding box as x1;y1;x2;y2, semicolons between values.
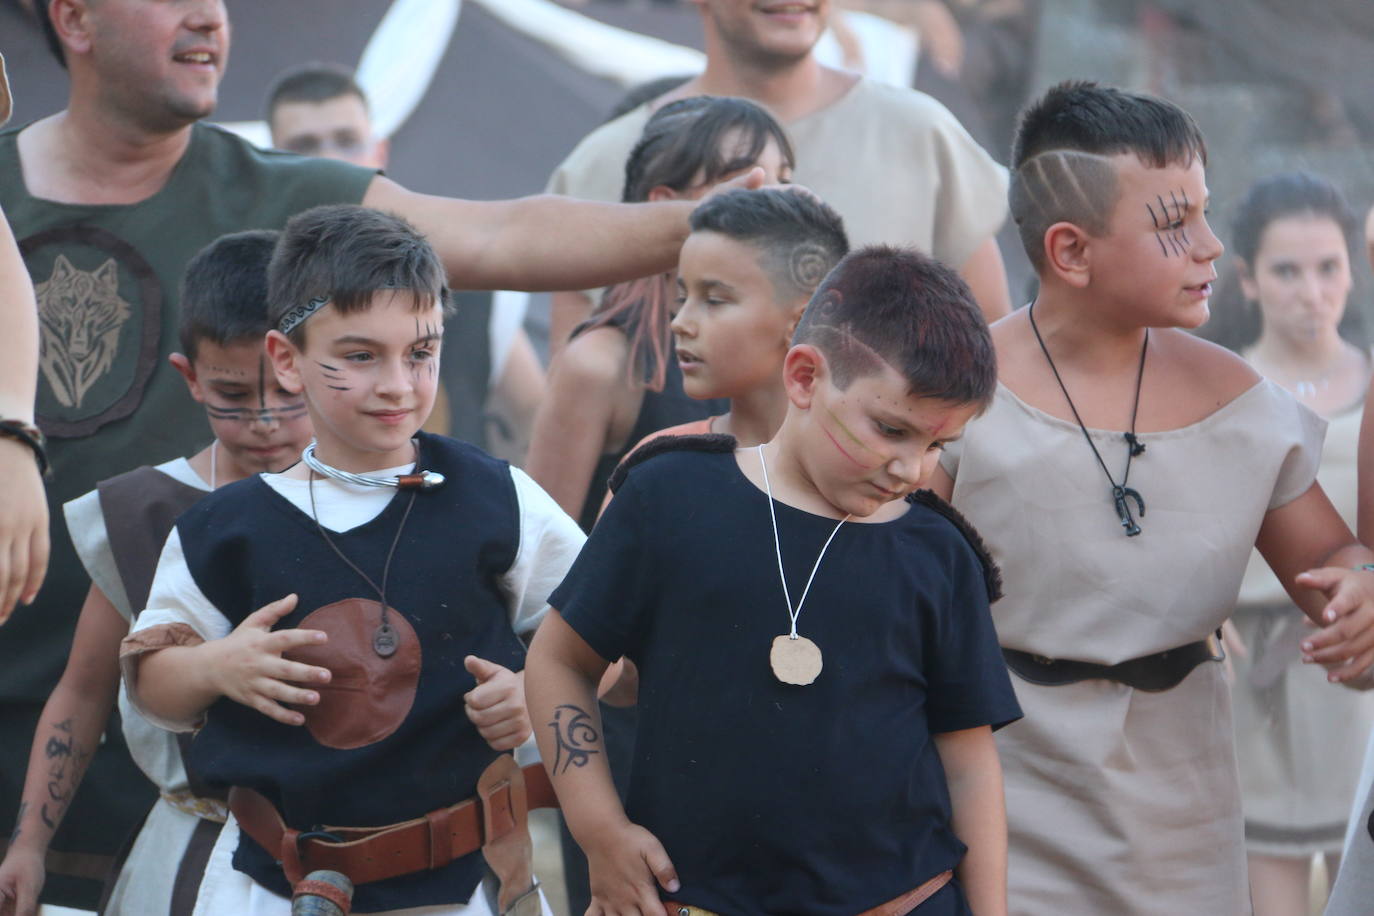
608;433;737;495
910;490;1004;603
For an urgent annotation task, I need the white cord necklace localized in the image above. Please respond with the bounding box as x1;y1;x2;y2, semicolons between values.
301;441;445;491
209;439;218;490
757;444;850;686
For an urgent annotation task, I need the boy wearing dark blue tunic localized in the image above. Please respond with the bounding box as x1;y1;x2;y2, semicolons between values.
123;206;584;915
528;246;1023;916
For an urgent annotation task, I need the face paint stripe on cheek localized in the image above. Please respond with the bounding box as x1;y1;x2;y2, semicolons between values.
820;405;886;470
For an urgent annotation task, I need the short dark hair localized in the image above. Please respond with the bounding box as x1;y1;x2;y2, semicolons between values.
178;230;279;361
1009;81;1208;270
266;63;367;124
267;205;449;347
621;95;795;203
689;188;849;301
793;246;996;406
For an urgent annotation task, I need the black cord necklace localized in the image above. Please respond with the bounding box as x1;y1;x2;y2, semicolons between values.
308;472;418;657
1028;302;1149;537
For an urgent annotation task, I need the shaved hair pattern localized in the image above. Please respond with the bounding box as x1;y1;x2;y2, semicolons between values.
1010;150;1119;270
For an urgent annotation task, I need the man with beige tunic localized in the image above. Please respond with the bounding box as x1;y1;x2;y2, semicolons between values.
545;0;1013;349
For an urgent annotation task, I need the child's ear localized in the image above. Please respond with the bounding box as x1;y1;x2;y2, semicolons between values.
1044;221;1092;289
168;353;205;403
264;331;305;395
646;185;679;203
783;344;823;409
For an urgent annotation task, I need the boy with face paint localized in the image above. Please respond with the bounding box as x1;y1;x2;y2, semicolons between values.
528;247;1021;916
123;205;584;916
929;81;1374;913
0;230;312;916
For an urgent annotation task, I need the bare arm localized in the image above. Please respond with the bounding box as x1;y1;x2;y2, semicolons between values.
1255;483;1374;680
0;203;47;621
527;609;679;911
131;594;330;729
363;177;694;293
959;237;1012;323
1359;373;1374;544
929;464;956;502
934;726;1008;916
549;290;596;360
524;330;629;518
0;586;123;916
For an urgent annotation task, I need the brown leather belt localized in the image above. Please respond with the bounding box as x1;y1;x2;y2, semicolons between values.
227;759;558;886
664;867;953;916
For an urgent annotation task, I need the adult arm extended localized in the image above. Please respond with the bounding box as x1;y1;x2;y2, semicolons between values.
363;176;697;293
0;203;48;621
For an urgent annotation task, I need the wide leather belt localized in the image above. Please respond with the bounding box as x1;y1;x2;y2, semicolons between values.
1003;634;1223;693
664;867;952;916
227;758;558;887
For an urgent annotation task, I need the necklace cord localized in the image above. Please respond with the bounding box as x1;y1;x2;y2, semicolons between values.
1027;302;1148;534
308;471;418;628
756;444;850;639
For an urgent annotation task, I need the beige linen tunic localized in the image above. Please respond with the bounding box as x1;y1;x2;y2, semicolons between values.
1230;402;1374;855
548;78;1009;268
942;380;1324;915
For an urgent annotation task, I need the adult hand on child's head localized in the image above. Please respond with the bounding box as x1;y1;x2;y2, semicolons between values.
0;439;48;624
1296;566;1374;682
585;821;680;916
206;594;332;725
463;656;530;751
0;841;44;916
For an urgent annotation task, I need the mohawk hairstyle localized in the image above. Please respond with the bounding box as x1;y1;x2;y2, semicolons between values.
793;246;995;407
689;188;849;302
1009;81;1207;270
179;230;280;361
268;205;449;346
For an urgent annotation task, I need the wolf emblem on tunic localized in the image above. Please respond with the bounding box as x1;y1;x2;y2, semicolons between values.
36;254;131;408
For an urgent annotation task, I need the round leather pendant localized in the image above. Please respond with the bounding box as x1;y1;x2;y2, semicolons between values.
770;634;823;686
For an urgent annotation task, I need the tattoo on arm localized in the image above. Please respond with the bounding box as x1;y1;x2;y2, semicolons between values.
549;704;600;775
38;718;91;832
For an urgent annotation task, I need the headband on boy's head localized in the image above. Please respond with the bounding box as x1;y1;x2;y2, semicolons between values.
0;53;12;127
278;296;329;335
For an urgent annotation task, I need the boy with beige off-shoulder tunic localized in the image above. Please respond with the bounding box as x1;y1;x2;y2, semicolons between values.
930;82;1374;914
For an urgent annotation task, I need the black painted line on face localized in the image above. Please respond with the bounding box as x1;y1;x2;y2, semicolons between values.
1155;234;1169;257
1147;201;1162;230
257;356;267;410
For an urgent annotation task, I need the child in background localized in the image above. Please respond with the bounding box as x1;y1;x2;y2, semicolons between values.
931;82;1374;914
0;231;313;916
526;96;794;533
122;205;584;915
529;247;1022;916
1207;172;1374;915
636;186;848;446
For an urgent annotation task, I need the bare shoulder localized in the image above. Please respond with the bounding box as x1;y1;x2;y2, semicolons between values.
547;326;629;391
1155;329;1261;404
988;308;1037;385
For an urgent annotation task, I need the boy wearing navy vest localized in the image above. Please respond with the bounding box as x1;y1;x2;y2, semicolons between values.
122;205;584;915
528;247;1022;915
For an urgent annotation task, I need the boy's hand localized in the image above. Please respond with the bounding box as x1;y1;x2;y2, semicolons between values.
204;594;331;724
1296;567;1374;681
0;439;48;624
0;843;44;916
463;656;530;751
585;821;680;916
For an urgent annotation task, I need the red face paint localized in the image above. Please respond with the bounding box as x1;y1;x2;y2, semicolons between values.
821;404;886;470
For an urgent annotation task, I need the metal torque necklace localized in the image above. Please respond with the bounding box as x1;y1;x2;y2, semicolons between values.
302;441;445;491
1028;302;1149;537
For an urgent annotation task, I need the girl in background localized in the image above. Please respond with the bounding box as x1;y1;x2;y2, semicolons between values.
1209;171;1374;915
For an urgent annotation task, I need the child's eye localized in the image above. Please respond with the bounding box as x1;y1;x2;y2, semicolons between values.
216;392;247;401
409;348;434;361
344;351;373;363
874;420;904;438
928;440;947;452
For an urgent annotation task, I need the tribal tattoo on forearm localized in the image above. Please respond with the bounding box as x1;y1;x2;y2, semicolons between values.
39;718;91;831
549;704;600;775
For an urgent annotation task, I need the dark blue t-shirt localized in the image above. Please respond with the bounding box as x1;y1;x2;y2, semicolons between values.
550;447;1022;916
